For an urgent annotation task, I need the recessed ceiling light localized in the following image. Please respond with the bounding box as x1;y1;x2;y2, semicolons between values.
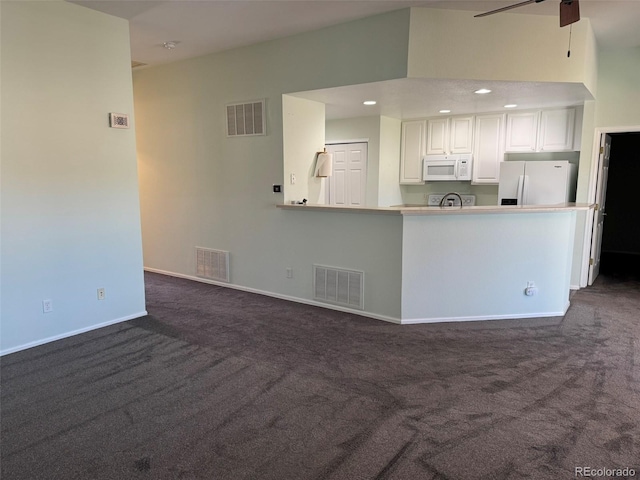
504;104;518;108
439;109;451;114
363;100;377;106
474;88;492;94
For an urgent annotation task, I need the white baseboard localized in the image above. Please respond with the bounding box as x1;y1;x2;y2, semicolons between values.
0;311;148;357
402;300;570;325
570;284;581;291
144;267;402;324
145;268;572;327
401;310;566;325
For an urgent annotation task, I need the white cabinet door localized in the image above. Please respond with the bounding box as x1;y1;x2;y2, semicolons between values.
505;112;539;152
472;114;505;185
426;118;449;155
400;120;426;184
538;108;575;151
449;116;474;154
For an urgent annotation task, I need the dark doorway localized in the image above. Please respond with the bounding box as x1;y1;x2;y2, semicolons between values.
599;132;640;279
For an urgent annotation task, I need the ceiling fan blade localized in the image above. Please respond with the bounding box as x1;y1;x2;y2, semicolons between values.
474;0;545;18
560;0;580;26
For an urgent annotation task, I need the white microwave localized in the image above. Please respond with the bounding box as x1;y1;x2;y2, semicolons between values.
423;154;473;182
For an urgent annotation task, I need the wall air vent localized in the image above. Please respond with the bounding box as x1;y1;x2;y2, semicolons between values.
313;265;364;310
196;247;230;282
226;100;265;137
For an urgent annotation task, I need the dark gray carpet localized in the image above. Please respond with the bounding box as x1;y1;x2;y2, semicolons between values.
2;272;639;480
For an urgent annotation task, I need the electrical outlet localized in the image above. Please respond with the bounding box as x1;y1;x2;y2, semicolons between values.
97;288;106;300
286;267;293;278
524;282;538;296
42;299;53;313
290;173;296;185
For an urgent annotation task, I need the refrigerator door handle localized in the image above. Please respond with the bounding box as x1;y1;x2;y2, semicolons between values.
521;175;530;205
517;175;525;205
522;175;531;205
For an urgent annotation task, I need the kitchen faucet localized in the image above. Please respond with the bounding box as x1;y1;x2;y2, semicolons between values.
439;192;463;208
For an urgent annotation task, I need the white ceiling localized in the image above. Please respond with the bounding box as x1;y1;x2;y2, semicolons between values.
72;0;640;67
70;0;639;120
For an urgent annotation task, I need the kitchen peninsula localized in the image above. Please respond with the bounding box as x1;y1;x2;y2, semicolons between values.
277;203;592;324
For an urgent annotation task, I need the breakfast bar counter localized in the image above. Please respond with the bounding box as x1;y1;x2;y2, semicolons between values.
277;202;592;324
276;202;593;215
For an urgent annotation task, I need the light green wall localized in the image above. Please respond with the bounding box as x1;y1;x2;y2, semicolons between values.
378;116;403;207
134;10;410;318
402;211;575;320
0;1;146;354
595;47;640;127
408;8;597;95
283;95;326;204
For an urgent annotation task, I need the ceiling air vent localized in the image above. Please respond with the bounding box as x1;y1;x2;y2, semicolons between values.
226;100;265;137
313;265;364;310
196;247;230;282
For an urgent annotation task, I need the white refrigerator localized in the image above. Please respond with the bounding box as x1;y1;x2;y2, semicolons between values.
498;160;577;206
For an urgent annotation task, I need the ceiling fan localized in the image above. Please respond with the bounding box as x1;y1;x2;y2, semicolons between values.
475;0;580;27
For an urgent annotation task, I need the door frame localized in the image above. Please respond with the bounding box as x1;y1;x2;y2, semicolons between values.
580;125;640;287
587;133;611;285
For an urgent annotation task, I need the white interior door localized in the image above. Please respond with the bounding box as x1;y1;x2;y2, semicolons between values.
588;134;612;285
326;143;367;206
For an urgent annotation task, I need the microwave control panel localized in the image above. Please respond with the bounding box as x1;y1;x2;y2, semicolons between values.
457;159;471;180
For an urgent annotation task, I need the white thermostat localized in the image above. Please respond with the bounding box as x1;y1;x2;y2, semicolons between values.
109;113;130;129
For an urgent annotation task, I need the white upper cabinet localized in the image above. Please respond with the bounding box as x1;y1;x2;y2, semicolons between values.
449;116;474;154
505;111;539;152
506;107;577;152
426;116;474;154
400;120;426;184
538;108;576;151
426;118;449;154
472;114;505;185
399;107;580;186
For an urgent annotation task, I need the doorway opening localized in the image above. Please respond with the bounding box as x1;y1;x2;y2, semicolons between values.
598;132;640;279
588;131;640;283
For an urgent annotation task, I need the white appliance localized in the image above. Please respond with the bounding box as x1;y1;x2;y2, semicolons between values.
498;160;577;206
423;154;472;182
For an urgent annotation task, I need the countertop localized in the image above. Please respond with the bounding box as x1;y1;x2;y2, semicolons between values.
276;203;594;216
